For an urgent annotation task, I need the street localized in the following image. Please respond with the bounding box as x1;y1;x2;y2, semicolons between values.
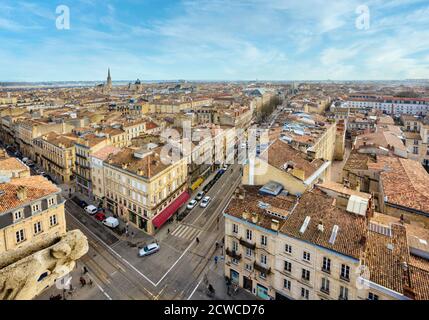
37;164;250;300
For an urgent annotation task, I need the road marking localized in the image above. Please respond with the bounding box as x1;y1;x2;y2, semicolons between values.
155;238;196;286
187;278;203;300
171;225;201;240
66;210;157;287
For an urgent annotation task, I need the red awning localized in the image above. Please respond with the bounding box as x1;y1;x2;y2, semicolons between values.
152;192;190;229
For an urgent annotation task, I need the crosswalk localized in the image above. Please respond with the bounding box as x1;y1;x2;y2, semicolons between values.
170;224;201;241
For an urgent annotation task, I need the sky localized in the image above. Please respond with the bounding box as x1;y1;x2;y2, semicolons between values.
0;0;429;81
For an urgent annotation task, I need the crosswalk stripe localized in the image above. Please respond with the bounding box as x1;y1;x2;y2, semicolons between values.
170;224;203;240
171;225;186;236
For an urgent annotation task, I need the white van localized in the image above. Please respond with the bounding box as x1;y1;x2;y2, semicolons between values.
84;205;98;215
103;217;119;229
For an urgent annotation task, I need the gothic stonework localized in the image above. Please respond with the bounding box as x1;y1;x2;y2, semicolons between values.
0;230;88;300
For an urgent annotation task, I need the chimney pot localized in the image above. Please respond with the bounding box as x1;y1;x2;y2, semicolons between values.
17;186;27;201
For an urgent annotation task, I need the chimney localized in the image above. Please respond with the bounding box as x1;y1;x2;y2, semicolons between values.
251;212;258;224
122;162;128;169
17;186;27;201
137;168;144;176
271;219;279;231
317;221;324;232
242;211;249;220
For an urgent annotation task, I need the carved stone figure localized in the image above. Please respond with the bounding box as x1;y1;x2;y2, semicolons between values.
0;230;88;300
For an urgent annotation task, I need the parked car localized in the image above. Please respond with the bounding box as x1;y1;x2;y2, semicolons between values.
139;243;160;257
79;200;88;208
94;212;106;222
187;199;198;210
195;191;205;201
84;205;98;215
200;196;211;208
103;217;119;229
22;157;29;164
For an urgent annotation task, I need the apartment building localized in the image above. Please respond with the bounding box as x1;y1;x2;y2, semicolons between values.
33;132;78;184
74;134;109;198
0;176;66;254
223;185;429;300
0;157;30;179
103;144;188;235
89;145;121;205
242;139;331;195
14;120;73;161
122;119;147;142
346;96;429;115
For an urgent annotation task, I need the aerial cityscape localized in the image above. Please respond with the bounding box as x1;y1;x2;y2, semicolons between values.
1;0;429;309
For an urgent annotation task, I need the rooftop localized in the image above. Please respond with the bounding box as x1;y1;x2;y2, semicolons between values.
0;176;60;213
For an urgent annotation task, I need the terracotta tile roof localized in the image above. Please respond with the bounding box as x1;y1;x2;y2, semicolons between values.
105;146;177;179
265;139;326;180
343;150;376;171
224;186;297;230
0;176;60;213
145;122;159;130
90;145;122;161
376;156;429;213
0;158;28;172
316;181;371;199
363;224;409;294
280;189;367;259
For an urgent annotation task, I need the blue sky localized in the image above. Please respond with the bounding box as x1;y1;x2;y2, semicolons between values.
0;0;428;81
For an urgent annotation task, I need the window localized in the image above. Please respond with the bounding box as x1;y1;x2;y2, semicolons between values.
339;286;349;300
260;254;267;265
245;263;253;271
321;278;330;294
50;215;58;226
259;272;266;279
301;268;310;281
303;251;311;262
413;146;418;154
322;257;331;273
246;229;252;241
283;279;291;291
245;247;253;257
284;261;292;273
32;203;41;214
232;224;238;234
232;241;238;252
16;229;25;243
285;244;292;254
261;235;267;246
301;287;309;300
232;258;239;265
340;264;350;281
13;210;24;222
48;197;56;206
34;222;43;234
368;292;379;300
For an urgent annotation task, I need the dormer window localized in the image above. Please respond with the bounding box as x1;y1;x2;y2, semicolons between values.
13;209;24;222
48;197;57;207
32;202;42;214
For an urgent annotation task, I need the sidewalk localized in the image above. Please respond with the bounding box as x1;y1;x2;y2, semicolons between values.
35;260;108;300
190;248;257;301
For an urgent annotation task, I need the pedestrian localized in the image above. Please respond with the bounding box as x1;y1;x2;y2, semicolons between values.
167;228;170;234
82;266;88;274
196;237;200;244
214;256;218;265
88;279;93;286
215;241;219;249
80;277;86;288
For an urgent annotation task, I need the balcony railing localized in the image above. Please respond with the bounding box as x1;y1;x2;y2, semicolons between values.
239;238;256;250
225;248;242;260
254;262;271;275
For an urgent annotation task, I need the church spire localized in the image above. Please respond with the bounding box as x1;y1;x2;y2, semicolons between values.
106;68;112;90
